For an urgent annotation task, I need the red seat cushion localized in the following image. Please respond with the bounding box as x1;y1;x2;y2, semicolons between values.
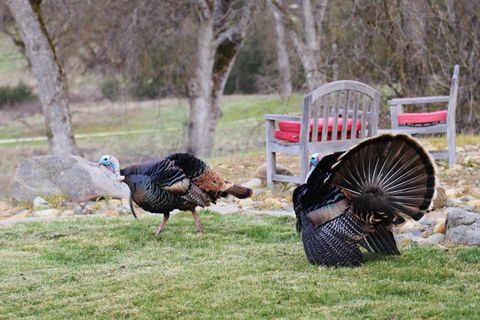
397;110;447;125
278;118;361;133
275;130;356;143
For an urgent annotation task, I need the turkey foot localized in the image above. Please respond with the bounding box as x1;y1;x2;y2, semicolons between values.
192;210;204;233
155;214;170;236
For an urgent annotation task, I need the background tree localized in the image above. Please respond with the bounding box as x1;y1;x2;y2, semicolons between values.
273;0;328;91
269;0;292;100
186;0;257;156
6;0;78;155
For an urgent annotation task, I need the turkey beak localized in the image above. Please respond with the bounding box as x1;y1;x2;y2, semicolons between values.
129;190;137;219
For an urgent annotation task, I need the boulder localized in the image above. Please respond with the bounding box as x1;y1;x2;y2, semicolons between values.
252;163;294;183
33;196;51;211
432;187;447;209
445;208;480;246
10;155;130;204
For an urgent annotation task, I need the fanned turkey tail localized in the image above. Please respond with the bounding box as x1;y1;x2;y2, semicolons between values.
329;133;436;226
300;134;436;266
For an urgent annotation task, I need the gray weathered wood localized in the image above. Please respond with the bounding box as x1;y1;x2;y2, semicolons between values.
388;96;450;105
264;80;380;187
447;65;459;167
331;92;340;141
386;65;459;168
341;91;350;140
265;119;277;188
272;174;302;184
264;114;302;121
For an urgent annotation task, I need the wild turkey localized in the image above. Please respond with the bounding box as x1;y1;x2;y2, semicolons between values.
98;153;253;235
293;134;436;267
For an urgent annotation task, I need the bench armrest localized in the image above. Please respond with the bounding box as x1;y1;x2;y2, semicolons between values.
388;96;450;106
264;114;302;122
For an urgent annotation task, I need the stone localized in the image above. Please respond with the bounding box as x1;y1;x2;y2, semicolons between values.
73;204;85;215
263;198;282;209
461;195;474;203
281;201;291;210
242;178;263;189
464;145;478;153
34;209;59;217
446;198;462;207
421;230;433;238
469;199;480;211
10;155;130;204
433;219;446;234
396;220;422;233
426;233;445;245
395;233;414;248
0;201;11;212
118;206;133;215
61;210;73;216
33;196;51;211
107;199;122;209
104;210;119;217
121;198;130;207
432;187;447;209
445;208;480;246
252;163;294;183
470;187;480;199
84;201;102;214
238;198;254;207
445;189;460;198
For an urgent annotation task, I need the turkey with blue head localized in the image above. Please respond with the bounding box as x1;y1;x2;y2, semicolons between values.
293;133;436;267
98;153;253;236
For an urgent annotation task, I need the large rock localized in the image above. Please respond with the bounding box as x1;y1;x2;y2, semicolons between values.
10;155;130;203
432;186;447;210
253;163;294;183
445;208;480;246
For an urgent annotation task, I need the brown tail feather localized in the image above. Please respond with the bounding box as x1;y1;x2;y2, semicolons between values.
224;184;253;199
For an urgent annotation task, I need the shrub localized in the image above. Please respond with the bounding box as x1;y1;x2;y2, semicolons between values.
0;82;36;108
100;78;121;101
128;77;159;100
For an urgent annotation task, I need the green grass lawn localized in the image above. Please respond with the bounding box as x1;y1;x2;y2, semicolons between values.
1;212;479;319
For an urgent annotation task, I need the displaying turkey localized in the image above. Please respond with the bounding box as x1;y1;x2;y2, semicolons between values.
293;134;436;267
98;153;253;235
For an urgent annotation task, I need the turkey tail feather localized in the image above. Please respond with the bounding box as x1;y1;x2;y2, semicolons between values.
225;184;253;199
330;134;436;225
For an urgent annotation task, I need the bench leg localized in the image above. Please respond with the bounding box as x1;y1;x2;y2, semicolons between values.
447;121;456;168
266;150;276;189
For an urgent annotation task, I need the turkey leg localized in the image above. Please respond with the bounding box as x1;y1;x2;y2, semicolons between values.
155;213;170;236
191;210;204;233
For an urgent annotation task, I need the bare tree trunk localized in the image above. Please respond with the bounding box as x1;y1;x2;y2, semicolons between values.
281;0;326;91
7;0;78;155
400;0;429;96
187;5;215;156
187;0;255;156
269;0;292;100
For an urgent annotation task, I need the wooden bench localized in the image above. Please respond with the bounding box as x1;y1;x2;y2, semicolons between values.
383;65;459;167
264;80;380;188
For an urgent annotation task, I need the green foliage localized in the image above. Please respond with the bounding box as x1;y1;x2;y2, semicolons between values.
128;77;160;100
0;214;479;319
0;82;36;108
100;78;120;101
